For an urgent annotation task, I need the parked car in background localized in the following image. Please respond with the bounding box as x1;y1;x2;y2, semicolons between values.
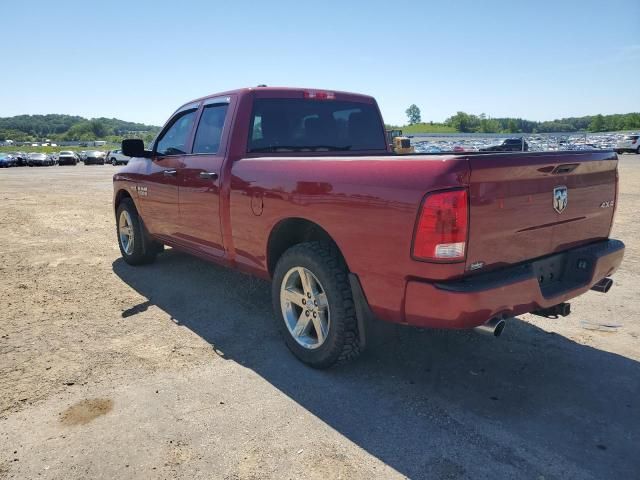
27;153;54;166
480;138;529;152
107;149;130;166
0;153;17;167
83;150;106;165
58;151;79;166
616;134;640;154
11;152;28;166
79;150;87;161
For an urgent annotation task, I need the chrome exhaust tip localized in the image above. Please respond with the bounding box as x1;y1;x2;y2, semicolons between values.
591;277;613;293
474;317;506;337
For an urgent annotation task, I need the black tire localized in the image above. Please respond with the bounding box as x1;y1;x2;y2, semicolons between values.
116;198;158;265
636;146;640;155
112;158;117;166
271;241;360;368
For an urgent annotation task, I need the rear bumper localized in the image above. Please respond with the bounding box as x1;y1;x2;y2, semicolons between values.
403;239;625;329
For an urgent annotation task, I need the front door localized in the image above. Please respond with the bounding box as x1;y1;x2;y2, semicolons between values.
137;107;198;238
177;98;231;256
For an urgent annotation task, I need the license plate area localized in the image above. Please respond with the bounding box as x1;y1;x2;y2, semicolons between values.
533;249;595;298
533;253;567;296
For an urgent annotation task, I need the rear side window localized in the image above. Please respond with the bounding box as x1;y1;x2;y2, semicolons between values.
156;110;197;156
193;104;229;154
248;98;386;152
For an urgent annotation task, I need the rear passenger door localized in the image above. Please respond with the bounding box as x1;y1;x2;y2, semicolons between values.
177;96;232;256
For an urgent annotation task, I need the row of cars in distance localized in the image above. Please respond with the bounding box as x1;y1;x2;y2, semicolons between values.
77;149;131;165
411;133;640;154
0;149;131;167
0;152;56;167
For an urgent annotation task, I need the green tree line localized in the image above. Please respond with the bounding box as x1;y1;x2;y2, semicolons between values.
0;114;160;142
443;111;640;134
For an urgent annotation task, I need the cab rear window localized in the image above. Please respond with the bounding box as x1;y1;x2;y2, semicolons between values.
248;98;386;153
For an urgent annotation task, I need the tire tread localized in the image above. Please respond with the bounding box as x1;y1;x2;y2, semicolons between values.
272;241;360;368
117;198;158;266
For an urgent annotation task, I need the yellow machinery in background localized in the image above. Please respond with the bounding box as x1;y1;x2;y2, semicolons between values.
386;129;415;154
393;136;415;154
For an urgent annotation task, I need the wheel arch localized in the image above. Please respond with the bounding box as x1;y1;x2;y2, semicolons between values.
266;217;348;278
266;222;378;352
114;188;137;216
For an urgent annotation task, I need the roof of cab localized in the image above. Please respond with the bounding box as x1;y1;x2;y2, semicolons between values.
176;86;377;111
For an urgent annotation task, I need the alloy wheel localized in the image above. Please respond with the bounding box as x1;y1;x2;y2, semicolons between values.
118;210;135;255
280;267;330;349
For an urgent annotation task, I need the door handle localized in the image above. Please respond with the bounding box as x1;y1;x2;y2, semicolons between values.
199;172;219;180
163;169;177;176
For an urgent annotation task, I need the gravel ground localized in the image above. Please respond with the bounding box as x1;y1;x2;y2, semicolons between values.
1;156;639;479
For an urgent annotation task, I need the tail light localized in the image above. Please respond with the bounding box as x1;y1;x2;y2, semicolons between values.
412;189;469;261
303;90;335;100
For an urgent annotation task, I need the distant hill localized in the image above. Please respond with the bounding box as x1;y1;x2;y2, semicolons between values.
0;114;160;143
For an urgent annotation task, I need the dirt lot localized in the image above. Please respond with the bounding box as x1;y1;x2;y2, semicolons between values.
1;156;639;479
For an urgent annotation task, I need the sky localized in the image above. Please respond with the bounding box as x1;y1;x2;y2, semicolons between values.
1;0;639;126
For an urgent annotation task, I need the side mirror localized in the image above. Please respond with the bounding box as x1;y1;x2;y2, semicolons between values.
122;139;151;158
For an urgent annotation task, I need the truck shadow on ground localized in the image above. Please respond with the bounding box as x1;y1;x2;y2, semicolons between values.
113;250;639;479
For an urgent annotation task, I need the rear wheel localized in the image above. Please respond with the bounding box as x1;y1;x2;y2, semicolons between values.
636;146;640;154
112;158;117;166
272;241;360;368
116;199;158;265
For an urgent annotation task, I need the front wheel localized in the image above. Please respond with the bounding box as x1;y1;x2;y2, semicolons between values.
272;242;360;368
112;158;117;166
116;199;158;265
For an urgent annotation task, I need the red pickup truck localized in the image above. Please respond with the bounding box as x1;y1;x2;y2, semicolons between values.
114;87;624;368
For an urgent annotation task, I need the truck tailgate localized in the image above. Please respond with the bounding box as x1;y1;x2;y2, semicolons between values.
466;151;617;272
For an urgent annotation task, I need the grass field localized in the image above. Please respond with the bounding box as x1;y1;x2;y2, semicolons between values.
390;123;457;134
